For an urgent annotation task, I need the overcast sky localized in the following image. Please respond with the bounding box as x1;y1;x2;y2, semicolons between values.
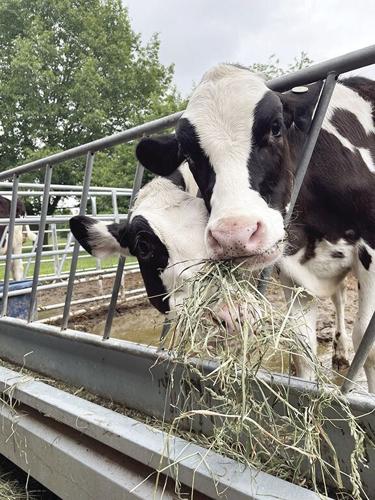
124;0;375;95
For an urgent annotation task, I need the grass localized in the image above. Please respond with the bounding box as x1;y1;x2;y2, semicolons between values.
0;235;137;281
157;261;373;499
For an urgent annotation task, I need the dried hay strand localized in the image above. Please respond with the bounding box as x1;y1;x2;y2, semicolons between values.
159;261;373;499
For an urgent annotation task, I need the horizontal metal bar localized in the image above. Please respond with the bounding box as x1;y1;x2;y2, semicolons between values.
0;397;177;499
268;44;375;92
0;190;131;197
0;215;127;225
0;365;315;500
0;112;183;180
0;181;132;193
38;292;148;324
39;287;145;311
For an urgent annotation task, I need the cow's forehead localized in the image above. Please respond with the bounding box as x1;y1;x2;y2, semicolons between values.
182;65;269;173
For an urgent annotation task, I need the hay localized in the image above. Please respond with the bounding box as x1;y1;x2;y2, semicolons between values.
159;261;372;499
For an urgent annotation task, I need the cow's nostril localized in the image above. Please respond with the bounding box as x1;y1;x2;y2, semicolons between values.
207;229;223;252
248;222;261;241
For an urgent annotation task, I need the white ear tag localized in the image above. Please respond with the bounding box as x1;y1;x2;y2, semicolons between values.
291;86;309;94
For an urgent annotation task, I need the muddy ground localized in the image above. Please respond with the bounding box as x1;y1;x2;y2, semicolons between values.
37;270;363;385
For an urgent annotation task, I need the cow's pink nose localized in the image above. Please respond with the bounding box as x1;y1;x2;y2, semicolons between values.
207;217;263;257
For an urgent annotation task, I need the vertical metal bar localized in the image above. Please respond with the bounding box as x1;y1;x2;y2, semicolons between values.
56;231;73;277
1;175;20;316
102;163;144;340
28;165;53;322
91;195;103;295
111;190;120;223
24;232;39;278
257;72;338;294
61;152;95;330
51;223;59;276
341;311;375;394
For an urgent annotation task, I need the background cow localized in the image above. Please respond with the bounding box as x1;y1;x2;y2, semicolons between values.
70;167;208;314
0;196;36;281
136;66;375;392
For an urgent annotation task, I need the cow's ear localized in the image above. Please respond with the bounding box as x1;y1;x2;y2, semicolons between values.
136;134;183;175
280;81;323;132
69;216;129;259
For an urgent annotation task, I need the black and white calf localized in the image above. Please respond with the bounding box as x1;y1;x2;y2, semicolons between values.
0;196;36;281
136;65;375;392
70;167;208;314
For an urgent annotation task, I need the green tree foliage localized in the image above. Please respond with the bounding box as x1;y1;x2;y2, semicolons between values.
0;0;183;213
249;51;313;80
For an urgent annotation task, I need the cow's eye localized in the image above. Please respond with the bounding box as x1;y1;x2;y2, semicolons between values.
271;121;282;138
137;240;152;259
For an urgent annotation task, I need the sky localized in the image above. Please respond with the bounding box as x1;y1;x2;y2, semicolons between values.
124;0;375;96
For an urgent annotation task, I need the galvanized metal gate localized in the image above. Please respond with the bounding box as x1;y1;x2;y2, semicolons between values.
1;45;375;499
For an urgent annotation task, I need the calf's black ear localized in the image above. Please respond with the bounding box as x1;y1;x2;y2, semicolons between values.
69;215;129;259
136;134;183;176
280;81;323;132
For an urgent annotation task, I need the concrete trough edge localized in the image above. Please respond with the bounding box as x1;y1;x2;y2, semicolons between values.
0;364;318;500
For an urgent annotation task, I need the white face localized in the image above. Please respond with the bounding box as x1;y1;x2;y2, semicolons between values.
131;177;209;309
179;64;285;268
70;177;209;314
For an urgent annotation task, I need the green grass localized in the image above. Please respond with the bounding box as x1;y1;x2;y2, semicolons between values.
0;236;137;280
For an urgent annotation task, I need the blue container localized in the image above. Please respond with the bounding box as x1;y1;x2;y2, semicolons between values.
0;280;33;320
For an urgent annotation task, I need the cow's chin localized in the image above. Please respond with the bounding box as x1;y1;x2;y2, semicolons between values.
211;240;284;271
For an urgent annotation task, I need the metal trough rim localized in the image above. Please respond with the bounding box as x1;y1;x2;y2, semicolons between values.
1;316;374;413
0;364;318;499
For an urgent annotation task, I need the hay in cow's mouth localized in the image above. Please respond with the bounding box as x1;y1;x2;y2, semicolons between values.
157;261;369;499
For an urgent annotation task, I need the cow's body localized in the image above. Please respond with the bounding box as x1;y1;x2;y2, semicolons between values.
136;67;375;392
0;196;36;281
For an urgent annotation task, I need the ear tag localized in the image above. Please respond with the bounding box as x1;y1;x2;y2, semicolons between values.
291;86;309;94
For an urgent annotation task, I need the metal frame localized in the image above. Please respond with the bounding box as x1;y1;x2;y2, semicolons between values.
0;364;317;500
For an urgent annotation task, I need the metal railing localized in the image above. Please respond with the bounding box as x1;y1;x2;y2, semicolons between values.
0;44;374;393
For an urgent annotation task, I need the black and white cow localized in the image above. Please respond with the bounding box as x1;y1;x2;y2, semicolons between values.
136;65;375;392
0;196;36;281
70;166;208;315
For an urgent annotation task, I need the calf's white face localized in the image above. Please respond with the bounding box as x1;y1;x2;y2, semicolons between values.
136;64;321;270
70;177;208;313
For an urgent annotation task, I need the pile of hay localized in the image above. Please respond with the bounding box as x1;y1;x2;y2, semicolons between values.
161;262;371;499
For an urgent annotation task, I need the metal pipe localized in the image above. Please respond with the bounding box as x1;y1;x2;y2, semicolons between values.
0;112;183;180
1;175;20;316
341;311;375;394
258;72;338;294
61;152;95;329
0;190;131;197
39;287;146;311
0;215;126;225
103;162;144;340
0;266;141;299
28;165;53;322
268;44;375;92
0;181;132;193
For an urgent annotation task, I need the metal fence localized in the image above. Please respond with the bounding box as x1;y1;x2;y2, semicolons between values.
0;181;145;321
0;44;375;498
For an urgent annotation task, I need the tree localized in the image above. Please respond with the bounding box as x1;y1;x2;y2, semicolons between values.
0;0;183;213
248;51;313;80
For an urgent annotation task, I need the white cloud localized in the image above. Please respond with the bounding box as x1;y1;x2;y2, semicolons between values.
124;0;375;94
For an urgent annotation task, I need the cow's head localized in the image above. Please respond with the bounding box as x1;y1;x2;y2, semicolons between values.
136;64;321;269
70;177;208;314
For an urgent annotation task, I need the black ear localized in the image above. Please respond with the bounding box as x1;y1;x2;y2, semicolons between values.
69;215;128;258
280;81;323;132
135;134;183;176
